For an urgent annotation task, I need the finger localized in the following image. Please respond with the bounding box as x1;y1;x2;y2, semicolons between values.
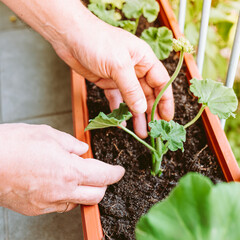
71;155;125;187
70;186;107;205
132;112;148;139
146;96;161;124
96;79;117;89
56;202;78;213
104;89;126;127
139;78;160;123
40;202;78;214
49;128;89;155
112;65;147;114
154;86;175;121
104;89;123;111
146;60;174;121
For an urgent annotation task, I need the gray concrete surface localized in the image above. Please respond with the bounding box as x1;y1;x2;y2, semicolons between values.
0;2;83;239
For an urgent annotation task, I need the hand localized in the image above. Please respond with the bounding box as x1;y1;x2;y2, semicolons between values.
1;0;174;139
58;12;174;139
0;124;125;216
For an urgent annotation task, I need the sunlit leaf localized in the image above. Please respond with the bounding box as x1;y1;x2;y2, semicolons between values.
122;0;159;22
190;78;238;119
149;120;186;151
88;3;121;26
140;27;173;60
89;0;126;9
85;103;132;131
136;172;240;240
118;20;136;33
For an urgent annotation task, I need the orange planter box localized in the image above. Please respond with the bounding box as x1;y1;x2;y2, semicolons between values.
71;0;240;239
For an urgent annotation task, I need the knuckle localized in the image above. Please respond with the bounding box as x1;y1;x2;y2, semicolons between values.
123;85;141;97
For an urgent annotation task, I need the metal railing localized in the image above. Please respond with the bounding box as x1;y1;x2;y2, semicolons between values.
178;0;240;129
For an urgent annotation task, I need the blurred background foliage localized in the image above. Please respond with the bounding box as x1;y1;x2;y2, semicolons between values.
169;0;240;164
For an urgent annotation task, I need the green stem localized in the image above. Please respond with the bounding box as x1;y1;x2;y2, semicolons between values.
151;138;162;176
151;137;156;165
156;137;161;154
120;125;157;153
152;153;163;177
133;17;140;35
151;51;184;122
184;105;206;129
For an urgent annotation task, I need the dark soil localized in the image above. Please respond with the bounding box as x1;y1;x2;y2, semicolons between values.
83;3;225;239
86;52;224;240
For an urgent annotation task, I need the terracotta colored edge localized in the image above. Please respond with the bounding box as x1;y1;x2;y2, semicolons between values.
71;70;104;240
158;0;240;182
71;1;240;238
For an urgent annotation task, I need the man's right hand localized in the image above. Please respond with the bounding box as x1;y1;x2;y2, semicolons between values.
0;123;125;216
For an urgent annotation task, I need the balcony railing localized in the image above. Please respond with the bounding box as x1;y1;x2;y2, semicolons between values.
177;0;240;129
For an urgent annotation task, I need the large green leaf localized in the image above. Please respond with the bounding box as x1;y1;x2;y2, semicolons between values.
122;0;159;22
149;120;186;151
190;78;238;119
136;173;213;240
136;172;240;240
85;103;132;131
140;27;173;60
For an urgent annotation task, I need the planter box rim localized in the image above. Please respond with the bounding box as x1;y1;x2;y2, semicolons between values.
71;1;240;239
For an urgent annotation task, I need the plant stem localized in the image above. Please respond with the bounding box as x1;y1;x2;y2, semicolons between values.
156;137;162;154
133;17;140;35
152;153;163;176
149;51;184;175
184;105;206;129
151;137;156;165
151;138;162;175
151;51;184;122
120;125;157;153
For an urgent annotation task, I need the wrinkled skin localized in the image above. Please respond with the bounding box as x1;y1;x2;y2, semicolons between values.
0;124;124;215
0;0;174;215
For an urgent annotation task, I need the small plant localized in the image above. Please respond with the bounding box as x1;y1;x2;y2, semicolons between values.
85;36;238;177
88;0;160;36
135;172;240;240
86;0;238;176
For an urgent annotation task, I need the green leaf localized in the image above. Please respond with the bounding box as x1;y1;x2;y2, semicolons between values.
122;0;159;22
88;2;136;33
140;27;173;60
89;0;126;9
190;78;238;119
184;22;199;46
122;0;142;19
136;172;240;240
136;173;213;240
149;120;186;151
88;3;121;26
118;20;136;33
85;103;132;131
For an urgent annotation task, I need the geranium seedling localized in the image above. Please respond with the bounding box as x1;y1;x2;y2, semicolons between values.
85;35;238;177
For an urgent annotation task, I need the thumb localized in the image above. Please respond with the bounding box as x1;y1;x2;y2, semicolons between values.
113;66;147;113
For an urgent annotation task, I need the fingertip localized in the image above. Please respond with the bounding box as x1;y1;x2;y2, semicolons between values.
115;165;125;179
132;98;147;113
133;113;148;139
80;142;89;154
159;100;175;121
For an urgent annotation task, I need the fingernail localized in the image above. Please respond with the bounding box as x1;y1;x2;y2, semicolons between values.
132;99;147;113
